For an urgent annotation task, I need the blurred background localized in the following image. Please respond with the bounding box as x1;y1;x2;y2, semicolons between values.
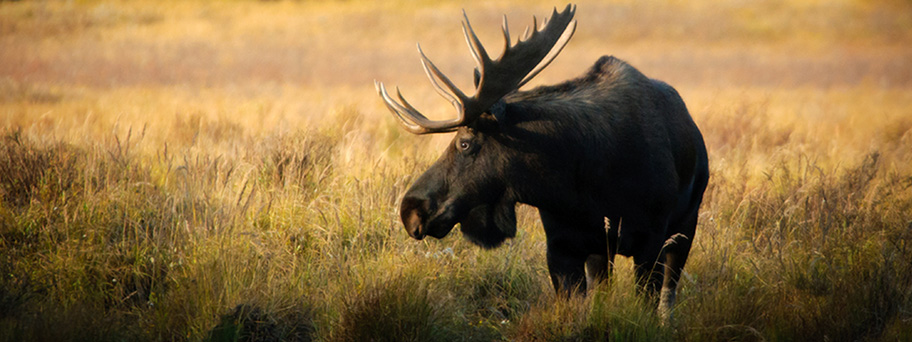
1;1;911;341
4;0;910;88
3;0;910;156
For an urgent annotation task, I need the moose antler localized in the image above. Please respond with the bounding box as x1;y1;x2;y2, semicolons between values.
375;4;577;134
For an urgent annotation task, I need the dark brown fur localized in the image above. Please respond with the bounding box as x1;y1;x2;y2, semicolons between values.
399;56;708;316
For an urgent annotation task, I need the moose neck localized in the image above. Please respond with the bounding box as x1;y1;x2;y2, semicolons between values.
489;99;606;216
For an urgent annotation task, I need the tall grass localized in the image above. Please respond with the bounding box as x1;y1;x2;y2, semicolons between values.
2;89;909;341
2;0;911;341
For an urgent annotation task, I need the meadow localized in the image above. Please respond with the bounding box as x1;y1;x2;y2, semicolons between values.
1;0;911;341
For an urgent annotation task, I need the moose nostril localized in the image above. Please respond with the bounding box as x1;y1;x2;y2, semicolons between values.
400;196;431;238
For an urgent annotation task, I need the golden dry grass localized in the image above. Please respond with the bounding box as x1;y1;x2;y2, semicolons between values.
1;0;911;341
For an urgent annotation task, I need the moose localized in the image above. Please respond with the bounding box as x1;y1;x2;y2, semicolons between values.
375;4;708;320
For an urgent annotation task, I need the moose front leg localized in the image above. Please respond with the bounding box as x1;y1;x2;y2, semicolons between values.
540;210;608;295
545;242;587;295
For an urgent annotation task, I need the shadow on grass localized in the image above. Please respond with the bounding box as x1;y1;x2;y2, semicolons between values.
206;303;314;342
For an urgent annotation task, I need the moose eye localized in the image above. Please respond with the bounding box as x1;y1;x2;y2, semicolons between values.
458;140;471;151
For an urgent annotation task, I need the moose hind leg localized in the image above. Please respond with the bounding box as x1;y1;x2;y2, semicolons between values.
659;211;697;322
540;210;607;295
634;255;663;301
632;231;666;300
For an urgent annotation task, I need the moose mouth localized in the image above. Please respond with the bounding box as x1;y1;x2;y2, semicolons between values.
400;194;516;248
400;196;463;240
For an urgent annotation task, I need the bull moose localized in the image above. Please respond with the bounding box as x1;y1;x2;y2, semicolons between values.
375;4;708;320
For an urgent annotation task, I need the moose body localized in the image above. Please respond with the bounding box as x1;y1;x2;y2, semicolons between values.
377;4;708;320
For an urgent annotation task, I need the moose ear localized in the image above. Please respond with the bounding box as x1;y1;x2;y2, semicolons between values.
489;100;507;123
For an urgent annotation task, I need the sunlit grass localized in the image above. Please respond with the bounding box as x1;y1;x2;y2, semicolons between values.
1;0;911;341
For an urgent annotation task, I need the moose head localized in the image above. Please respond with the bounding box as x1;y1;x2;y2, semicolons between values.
376;4;577;248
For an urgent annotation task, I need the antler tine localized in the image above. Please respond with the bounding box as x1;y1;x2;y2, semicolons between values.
396;87;463;131
501;15;510;54
417;44;466;105
542;6;563;27
375;81;426;134
374;81;459;134
517;10;576;88
395;88;425;117
462;12;494;74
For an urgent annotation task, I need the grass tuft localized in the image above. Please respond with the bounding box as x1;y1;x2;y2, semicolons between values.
333;272;488;342
206;303;314;342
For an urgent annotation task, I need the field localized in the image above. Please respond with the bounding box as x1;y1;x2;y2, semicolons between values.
2;0;912;341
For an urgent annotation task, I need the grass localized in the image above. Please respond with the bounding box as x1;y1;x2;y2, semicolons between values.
1;0;911;341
